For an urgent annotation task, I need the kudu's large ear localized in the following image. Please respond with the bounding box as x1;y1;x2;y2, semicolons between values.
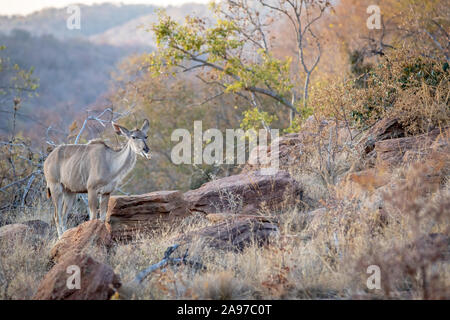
140;119;150;135
112;122;130;137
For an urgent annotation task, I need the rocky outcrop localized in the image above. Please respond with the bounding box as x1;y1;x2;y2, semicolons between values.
107;190;190;241
183;169;302;215
50;220;112;263
174;216;279;251
374;127;448;167
33;254;121;300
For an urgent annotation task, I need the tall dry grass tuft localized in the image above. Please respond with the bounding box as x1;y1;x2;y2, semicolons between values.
354;163;450;299
0;230;56;299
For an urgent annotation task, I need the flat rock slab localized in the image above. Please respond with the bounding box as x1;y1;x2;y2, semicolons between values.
33;254;121;300
183;170;302;215
107;190;190;241
174;216;279;252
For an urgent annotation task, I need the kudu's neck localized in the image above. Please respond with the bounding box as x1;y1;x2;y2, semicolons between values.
111;140;136;179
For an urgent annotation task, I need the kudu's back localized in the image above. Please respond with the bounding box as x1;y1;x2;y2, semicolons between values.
44;142;108;194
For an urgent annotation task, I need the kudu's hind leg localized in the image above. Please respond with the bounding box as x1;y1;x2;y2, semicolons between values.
99;193;110;222
87;189;99;220
61;192;76;232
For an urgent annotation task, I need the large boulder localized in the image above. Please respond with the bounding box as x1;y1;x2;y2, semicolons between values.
107;190;190;241
50;220;112;263
33;254;121;300
183;169;302;215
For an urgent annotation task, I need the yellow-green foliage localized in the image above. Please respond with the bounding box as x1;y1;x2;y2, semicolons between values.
240;107;278;131
149;12;293;97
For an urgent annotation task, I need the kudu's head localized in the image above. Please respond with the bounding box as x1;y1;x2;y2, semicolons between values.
112;120;151;159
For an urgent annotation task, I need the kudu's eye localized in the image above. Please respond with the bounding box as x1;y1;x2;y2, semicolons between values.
132;136;136;139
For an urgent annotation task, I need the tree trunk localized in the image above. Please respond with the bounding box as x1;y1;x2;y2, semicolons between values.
303;72;311;110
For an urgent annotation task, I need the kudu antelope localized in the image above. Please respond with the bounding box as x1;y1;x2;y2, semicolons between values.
44;120;151;238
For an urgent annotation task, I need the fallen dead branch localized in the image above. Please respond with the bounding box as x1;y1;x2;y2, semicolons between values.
131;244;206;285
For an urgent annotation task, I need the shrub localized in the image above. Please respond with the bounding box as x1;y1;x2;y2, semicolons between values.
311;47;449;135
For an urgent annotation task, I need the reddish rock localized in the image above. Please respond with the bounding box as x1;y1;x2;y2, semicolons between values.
33;254;121;300
50;220;112;263
107;190;190;241
183;170;302;215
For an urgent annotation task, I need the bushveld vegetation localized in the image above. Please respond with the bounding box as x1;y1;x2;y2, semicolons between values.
0;0;449;299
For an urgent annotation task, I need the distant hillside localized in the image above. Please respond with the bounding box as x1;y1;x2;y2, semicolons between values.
0;29;146;138
0;3;157;40
90;3;212;47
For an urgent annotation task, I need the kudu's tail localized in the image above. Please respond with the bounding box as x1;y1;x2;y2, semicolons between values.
46;187;51;199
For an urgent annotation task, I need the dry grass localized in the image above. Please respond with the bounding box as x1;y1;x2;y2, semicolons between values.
0;202;56;299
1;151;448;300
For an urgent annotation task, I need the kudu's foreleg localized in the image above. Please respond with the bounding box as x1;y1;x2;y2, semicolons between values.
61;192;76;232
99;193;110;222
87;189;99;220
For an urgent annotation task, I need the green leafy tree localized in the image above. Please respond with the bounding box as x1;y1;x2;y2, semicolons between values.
0;45;41;209
147;0;331;128
0;45;39;138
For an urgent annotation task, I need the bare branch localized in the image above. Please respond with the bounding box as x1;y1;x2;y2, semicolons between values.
130;244;205;286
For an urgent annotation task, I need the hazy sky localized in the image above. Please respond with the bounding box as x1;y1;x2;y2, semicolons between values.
0;0;210;16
